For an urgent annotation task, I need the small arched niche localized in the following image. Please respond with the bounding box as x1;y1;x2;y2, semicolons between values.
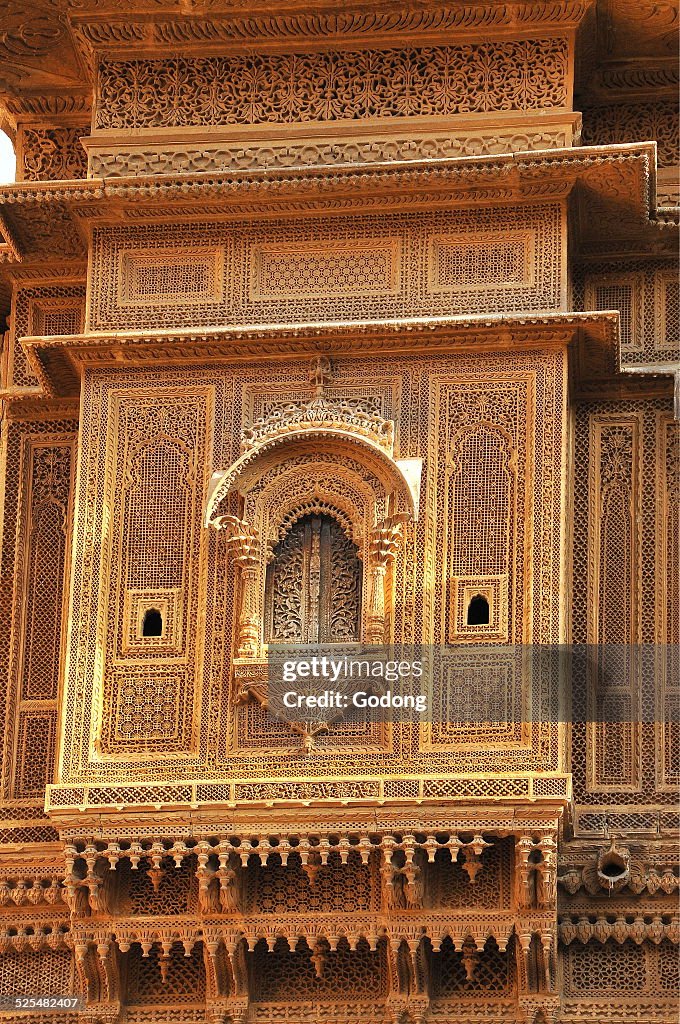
141;607;164;638
467;594;490;626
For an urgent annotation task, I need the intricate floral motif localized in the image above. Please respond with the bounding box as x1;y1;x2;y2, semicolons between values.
95;40;569;130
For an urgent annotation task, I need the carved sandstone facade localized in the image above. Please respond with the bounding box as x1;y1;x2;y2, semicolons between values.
0;2;677;1023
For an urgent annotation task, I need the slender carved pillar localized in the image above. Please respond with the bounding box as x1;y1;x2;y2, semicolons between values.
218;516;261;657
366;516;405;644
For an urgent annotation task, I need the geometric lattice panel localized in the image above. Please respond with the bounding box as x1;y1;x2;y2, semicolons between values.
0;951;73;996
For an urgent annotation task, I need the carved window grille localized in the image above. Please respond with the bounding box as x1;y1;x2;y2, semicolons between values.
0;950;73;996
122;442;190;592
124;943;205;1003
264;513;362;643
584;274;643;351
654;270;679;350
448;425;514;642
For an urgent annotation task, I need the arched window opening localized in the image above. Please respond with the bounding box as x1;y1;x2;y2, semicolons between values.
265;512;361;643
142;608;163;638
467;594;490;626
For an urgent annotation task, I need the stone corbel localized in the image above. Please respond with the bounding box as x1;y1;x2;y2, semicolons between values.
460;835;491;884
535;834;558;908
203;934;232;1003
385;938;411;1023
91;930;121;1005
74;940;116;1007
515;835;535;909
225;937;249;999
215;516;261;658
515;929;532;994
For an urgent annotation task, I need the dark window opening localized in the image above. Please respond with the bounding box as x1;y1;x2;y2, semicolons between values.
265;512;361;643
467;594;490;626
142;608;163;637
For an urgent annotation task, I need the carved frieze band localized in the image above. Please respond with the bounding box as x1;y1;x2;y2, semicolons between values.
16;127;88;183
94;40;569;131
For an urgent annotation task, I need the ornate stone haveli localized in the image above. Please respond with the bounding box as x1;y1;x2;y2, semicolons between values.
0;3;678;1022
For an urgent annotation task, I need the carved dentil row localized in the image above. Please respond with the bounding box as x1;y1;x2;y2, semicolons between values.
559;914;679;946
0;875;65;907
87;128;574;180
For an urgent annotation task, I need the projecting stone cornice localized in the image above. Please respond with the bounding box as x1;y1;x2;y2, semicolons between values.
0;143;655;209
15;311;617;400
68;1;595;64
11;310;673;408
0;144;673;269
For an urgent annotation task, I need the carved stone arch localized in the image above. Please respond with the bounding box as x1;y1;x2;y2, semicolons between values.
446;421;517;643
206;427;420;658
271;497;358;549
446;420;516;478
247;455;378;557
206;428;419;526
123;435;196;490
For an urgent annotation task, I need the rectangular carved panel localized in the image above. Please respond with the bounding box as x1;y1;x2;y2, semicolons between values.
654;269;679;350
421;353;565;771
586;415;642;792
14;710;56;798
88;205;563;331
5;439;75;801
6;284;85;390
251;239;400;301
429;232;534;291
95;390;212;756
657;416;679;789
584;273;644;352
118;248;224;306
578;261;677;368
